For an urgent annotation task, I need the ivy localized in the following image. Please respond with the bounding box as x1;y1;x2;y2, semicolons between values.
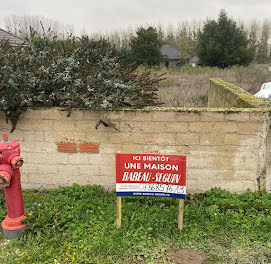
0;37;165;132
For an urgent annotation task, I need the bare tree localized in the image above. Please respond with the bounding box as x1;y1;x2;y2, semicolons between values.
248;20;259;48
4;14;74;39
257;19;271;63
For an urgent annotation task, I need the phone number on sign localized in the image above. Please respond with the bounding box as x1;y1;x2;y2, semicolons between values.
138;183;185;194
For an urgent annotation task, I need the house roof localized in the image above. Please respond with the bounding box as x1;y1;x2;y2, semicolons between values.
190;56;199;63
0;28;30;46
161;45;180;60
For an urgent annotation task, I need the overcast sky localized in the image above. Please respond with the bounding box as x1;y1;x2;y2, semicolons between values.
1;0;271;34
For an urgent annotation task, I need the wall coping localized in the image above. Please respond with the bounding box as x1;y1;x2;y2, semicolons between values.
24;106;271;113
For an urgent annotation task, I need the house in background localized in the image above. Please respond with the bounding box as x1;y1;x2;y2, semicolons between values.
160;44;200;69
160;44;180;69
0;28;30;46
190;56;199;67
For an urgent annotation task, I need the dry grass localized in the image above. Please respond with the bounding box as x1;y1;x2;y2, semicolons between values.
157;64;271;107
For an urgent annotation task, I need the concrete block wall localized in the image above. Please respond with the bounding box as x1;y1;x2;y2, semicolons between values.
0;108;270;193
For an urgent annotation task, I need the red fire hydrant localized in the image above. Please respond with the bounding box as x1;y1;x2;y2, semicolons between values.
0;133;27;239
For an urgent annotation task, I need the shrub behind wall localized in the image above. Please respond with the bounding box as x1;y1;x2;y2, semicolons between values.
0;37;164;132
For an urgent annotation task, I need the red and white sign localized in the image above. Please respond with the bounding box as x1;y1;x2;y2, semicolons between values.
116;153;186;199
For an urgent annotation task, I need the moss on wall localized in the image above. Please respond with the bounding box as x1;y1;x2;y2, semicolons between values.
27;105;271;113
208;78;270;109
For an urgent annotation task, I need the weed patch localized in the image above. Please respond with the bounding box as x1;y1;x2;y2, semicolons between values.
157;64;271;108
0;185;270;263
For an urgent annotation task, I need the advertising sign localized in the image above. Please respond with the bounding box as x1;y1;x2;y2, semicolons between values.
116;153;186;199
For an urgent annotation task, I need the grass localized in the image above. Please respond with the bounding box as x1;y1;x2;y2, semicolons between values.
0;185;271;263
157;64;271;107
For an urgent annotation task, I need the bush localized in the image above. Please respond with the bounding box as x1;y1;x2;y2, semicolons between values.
130;27;164;67
0;37;164;132
196;10;254;68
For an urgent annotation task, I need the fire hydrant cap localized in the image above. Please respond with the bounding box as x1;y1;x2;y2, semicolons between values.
3;134;8;141
0;171;12;187
10;156;23;169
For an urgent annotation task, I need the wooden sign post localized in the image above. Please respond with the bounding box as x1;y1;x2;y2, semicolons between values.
178;199;184;231
116;196;121;229
116;153;186;230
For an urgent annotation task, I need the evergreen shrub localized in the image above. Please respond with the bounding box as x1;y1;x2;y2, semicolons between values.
0;37;164;132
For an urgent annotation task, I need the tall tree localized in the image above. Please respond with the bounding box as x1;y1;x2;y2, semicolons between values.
248;20;259;47
257;19;271;63
130;26;164;67
247;20;259;59
177;26;197;64
196;10;254;67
